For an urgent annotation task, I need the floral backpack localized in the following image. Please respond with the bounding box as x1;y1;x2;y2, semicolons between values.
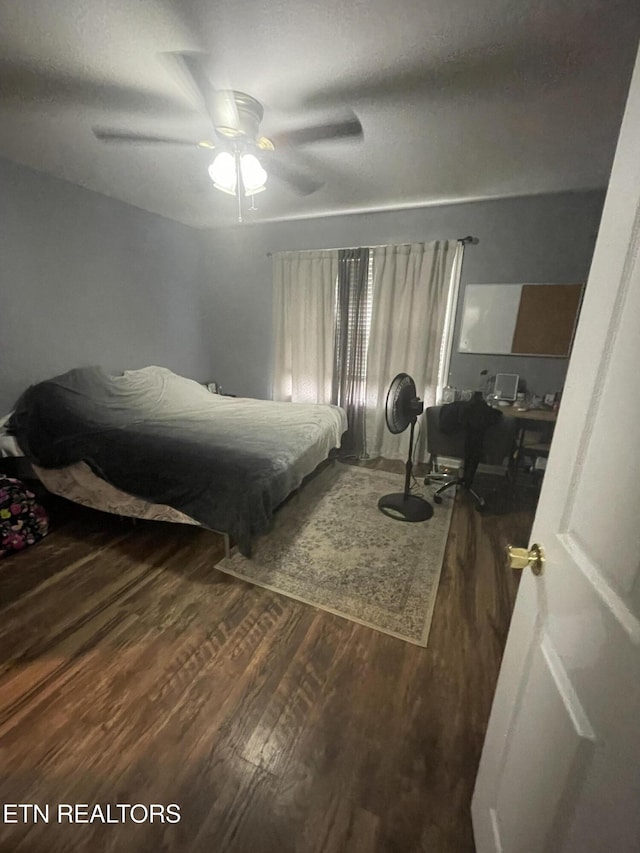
0;477;49;558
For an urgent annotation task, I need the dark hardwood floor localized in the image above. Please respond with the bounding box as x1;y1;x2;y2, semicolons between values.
0;463;535;853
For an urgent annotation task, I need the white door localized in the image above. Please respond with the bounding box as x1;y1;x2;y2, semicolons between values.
472;47;640;853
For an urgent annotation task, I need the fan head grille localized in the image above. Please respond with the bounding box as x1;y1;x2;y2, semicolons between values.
385;373;424;434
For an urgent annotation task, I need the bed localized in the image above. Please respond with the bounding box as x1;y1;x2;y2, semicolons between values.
6;366;347;555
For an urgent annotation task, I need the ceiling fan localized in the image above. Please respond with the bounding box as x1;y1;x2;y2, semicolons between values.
93;53;364;219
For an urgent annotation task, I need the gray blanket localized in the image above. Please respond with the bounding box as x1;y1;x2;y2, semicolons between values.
9;366;346;552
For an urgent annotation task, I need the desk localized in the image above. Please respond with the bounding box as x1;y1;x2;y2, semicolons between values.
495;405;558;424
495;406;558;475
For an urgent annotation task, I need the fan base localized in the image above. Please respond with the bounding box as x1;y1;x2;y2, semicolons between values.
378;493;434;522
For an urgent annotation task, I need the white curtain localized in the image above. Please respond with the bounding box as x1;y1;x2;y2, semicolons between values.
365;240;459;461
436;240;465;402
272;250;338;403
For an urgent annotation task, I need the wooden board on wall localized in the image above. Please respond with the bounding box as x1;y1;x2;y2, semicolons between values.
511;284;583;356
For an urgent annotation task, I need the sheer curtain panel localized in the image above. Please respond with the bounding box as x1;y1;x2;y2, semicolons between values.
272;250;339;403
365;241;458;461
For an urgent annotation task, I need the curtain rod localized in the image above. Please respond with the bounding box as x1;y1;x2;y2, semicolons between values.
266;236;477;258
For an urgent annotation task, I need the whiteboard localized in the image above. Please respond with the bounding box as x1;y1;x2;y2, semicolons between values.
458;284;522;354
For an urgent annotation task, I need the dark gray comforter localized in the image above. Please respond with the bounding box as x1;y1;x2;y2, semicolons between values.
9;366;346;552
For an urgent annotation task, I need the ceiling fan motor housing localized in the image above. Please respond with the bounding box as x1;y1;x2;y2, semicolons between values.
215;91;264;141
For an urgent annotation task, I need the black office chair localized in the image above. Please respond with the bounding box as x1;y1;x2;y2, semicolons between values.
424;403;517;509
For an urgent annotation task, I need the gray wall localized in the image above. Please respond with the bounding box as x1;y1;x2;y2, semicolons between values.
1;167;604;415
0;157;212;413
202;190;604;400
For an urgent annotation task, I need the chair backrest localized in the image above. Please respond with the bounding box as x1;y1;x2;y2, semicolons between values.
425;404;517;466
426;405;466;458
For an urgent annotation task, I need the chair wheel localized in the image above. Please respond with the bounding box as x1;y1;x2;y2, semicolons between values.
434;494;443;504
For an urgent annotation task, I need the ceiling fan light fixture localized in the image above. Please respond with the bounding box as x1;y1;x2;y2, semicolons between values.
208;152;237;194
240;153;267;195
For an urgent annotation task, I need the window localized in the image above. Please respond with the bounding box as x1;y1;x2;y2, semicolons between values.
332;252;373;407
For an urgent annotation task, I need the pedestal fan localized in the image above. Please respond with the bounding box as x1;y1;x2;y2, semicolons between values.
377;373;433;522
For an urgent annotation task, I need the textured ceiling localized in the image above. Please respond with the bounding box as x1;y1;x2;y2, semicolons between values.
0;0;639;229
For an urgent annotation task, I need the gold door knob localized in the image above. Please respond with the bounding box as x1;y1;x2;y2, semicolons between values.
507;543;545;575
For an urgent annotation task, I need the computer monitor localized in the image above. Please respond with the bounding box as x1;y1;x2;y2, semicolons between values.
494;373;519;402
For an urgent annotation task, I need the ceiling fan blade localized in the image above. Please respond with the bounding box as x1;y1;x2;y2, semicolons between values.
263;154;324;196
93;128;213;147
272;114;363;147
302;20;629;111
0;59;190;116
179;52;239;131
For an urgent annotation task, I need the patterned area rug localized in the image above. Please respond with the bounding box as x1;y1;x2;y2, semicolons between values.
215;463;454;646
